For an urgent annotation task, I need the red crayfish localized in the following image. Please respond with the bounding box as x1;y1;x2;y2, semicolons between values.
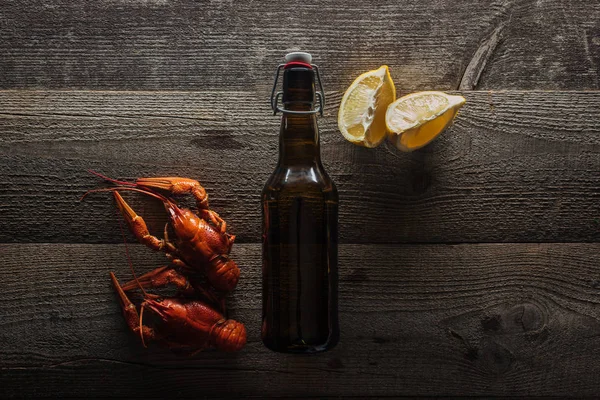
110;272;246;353
84;171;246;353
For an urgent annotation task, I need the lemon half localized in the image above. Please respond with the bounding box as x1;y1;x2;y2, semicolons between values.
386;91;466;152
338;66;396;148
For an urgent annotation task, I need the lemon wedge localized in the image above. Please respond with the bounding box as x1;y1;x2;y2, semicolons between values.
338;66;396;148
386;91;466;152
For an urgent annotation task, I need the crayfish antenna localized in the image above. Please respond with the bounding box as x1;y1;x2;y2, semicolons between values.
88;170;136;187
80;187;117;201
139;304;147;348
81;186;175;206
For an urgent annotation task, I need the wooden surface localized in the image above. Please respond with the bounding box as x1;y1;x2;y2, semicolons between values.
2;243;600;398
2;0;600;91
1;0;600;398
2;90;599;244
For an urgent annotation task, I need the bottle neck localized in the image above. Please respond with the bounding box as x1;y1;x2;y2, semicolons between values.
278;66;321;165
279;113;320;165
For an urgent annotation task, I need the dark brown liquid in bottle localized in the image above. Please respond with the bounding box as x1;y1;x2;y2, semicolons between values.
262;65;339;353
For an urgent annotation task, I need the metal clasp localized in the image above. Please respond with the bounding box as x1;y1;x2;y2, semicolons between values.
270;64;325;116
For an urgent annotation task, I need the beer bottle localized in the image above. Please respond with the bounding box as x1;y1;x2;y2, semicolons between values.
262;52;339;353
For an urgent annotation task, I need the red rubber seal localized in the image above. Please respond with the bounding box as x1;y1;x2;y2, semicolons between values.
284;61;313;69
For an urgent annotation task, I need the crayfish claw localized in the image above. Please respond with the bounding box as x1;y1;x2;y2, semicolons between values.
110;272;157;346
113;191;165;252
110;272;141;332
136;177;209;210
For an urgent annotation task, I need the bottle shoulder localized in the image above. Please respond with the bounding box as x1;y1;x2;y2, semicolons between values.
263;164;337;199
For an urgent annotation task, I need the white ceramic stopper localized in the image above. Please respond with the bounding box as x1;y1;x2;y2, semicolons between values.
284;52;312;64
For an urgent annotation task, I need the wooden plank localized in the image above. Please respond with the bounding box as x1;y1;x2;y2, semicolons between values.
1;90;599;244
1;243;599;397
1;0;599;91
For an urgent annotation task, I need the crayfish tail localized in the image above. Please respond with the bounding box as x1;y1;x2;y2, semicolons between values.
212;320;247;352
207;257;240;292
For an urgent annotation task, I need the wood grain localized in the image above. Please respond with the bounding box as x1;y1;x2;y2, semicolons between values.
1;90;599;244
2;0;600;398
1;0;599;91
1;243;599;397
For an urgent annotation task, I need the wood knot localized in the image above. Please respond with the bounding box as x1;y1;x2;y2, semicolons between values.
481;314;502;332
480;302;547;335
478;338;514;375
505;303;547;334
446;300;549;374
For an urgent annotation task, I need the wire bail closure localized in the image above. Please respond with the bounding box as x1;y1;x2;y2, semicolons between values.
270;64;325;116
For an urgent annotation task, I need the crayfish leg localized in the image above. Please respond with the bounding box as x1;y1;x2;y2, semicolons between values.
110;272;156;345
121;266;194;297
198;209;227;234
168;257;189;270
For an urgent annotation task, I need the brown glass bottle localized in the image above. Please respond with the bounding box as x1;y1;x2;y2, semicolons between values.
262;53;339;353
